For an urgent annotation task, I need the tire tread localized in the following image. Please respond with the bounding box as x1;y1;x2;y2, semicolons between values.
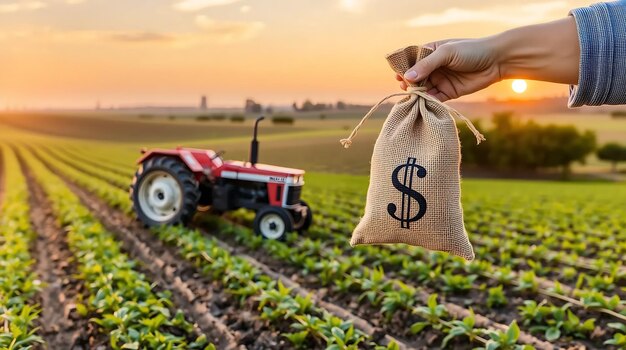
130;156;199;226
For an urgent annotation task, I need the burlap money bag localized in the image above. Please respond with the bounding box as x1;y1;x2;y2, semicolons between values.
340;45;485;261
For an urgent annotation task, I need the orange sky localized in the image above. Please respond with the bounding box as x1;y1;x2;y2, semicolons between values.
0;0;591;109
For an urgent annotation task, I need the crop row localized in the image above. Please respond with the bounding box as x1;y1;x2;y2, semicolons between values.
322;189;626;258
57;144;626;280
20;147;213;350
310;190;626;299
50;145;626;323
0;144;42;349
315;192;625;277
60;145;135;179
63;144;138;173
295;195;626;346
38;145;544;350
201;215;544;349
223;208;613;348
151;224;387;349
30;146;398;349
53;145;626;348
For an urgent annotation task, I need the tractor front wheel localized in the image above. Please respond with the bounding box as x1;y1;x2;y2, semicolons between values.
291;200;313;233
130;157;200;227
253;206;293;241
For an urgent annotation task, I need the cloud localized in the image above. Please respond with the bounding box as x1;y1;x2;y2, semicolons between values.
108;32;175;43
195;15;264;42
0;24;263;46
173;0;240;12
406;1;569;27
0;28;175;45
0;1;47;13
0;0;85;13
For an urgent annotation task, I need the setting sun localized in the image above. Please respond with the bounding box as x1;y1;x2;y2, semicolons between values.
512;79;528;94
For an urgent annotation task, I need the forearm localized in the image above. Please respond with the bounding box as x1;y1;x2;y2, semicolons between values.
399;1;626;106
492;17;580;85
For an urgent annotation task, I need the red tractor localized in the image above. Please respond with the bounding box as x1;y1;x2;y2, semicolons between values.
130;116;312;240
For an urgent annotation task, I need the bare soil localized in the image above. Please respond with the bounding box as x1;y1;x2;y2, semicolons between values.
292;217;615;349
41;145;415;348
20;155;106;350
35;146;608;349
51;160;313;350
195;218;479;350
204;212;575;349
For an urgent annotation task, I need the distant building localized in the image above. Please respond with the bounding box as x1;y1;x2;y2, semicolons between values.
200;95;208;110
245;98;262;113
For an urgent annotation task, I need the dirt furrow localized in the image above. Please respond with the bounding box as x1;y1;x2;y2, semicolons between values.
43;145;624;282
38;146;415;349
46;167;246;350
20;154;104;349
35;146;333;349
37;145;556;348
198;220;556;350
208;238;415;350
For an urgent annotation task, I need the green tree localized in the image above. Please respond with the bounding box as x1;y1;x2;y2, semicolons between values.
487;112;535;170
458;118;490;166
458;112;597;179
540;125;596;179
597;143;626;172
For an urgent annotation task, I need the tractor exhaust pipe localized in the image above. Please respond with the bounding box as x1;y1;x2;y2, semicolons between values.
250;116;265;166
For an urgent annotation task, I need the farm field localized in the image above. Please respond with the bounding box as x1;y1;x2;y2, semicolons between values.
1;117;626;349
1;111;625;174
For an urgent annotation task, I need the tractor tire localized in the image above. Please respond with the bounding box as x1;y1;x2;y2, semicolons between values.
253;206;294;241
130;156;200;227
292;200;313;233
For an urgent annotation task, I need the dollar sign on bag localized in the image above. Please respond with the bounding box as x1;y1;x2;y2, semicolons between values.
387;157;427;229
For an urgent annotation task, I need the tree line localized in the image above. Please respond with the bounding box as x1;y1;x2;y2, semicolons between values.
459;112;597;178
245;98;371;113
597;143;626;172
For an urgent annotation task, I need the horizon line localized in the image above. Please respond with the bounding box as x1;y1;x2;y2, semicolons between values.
0;95;571;112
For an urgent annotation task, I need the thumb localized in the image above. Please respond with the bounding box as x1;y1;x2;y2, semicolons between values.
404;46;451;82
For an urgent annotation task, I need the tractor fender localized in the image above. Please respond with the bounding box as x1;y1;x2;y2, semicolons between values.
137;149;205;173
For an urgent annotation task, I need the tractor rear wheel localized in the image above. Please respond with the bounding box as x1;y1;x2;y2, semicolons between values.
130;157;200;227
253;206;293;241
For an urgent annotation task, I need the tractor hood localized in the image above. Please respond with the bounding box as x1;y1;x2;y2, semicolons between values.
217;160;305;185
136;147;306;185
222;160;304;176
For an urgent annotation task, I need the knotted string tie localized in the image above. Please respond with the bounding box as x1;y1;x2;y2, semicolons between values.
340;86;486;148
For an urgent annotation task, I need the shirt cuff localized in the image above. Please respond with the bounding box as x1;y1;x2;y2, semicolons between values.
568;3;614;107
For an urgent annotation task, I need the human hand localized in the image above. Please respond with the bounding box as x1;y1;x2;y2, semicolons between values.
395;17;580;102
395;38;502;102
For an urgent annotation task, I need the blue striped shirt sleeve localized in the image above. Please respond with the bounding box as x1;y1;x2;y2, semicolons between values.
569;1;626;107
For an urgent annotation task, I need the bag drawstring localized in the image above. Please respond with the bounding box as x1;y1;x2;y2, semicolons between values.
339;86;486;148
